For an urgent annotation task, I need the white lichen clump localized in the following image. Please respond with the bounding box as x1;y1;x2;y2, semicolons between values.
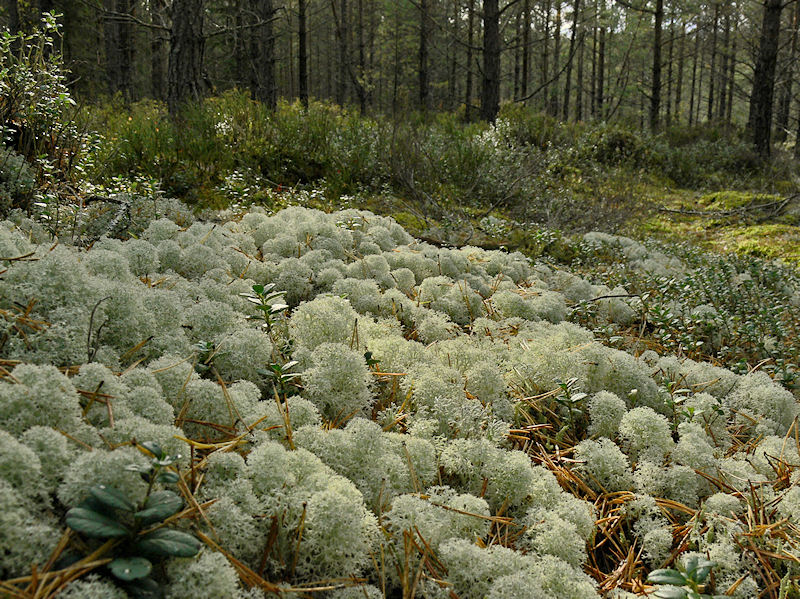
0;204;794;598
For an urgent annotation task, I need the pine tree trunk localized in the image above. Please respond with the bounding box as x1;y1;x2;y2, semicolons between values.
748;0;784;156
465;0;475;119
562;0;581;121
649;0;663;130
521;0;530;102
299;0;308;106
597;25;605;118
250;0;276;109
150;0;167;100
419;0;429;110
707;3;718;122
167;0;206;115
775;1;799;142
689;26;699;126
665;14;674;125
550;1;562;115
480;0;501;122
576;30;585;120
675;20;685;123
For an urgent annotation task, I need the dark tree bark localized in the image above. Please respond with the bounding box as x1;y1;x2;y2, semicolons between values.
521;0;531;102
689;24;699;126
776;0;799;142
150;0;167;100
597;25;605;117
480;0;501;122
718;12;731;125
543;0;551;111
356;0;366;111
562;0;582;120
514;10;522;100
449;0;458;108
419;0;429;110
167;0;206;115
336;0;348;104
576;29;585;120
104;0;134;101
298;0;308;106
748;0;784;157
550;1;562;115
649;0;663;130
7;0;19;35
675;20;685;122
707;3;718;122
465;0;475;119
250;0;276;109
665;14;673;124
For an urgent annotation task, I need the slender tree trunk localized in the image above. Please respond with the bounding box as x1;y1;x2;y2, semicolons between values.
298;0;308;106
597;25;605;118
167;0;206;115
150;0;167;99
336;0;348;105
675;20;685;123
707;3;718;122
250;0;276;109
392;4;399;115
550;1;562;115
465;0;475;119
481;0;501;122
718;12;730;126
689;25;699;126
562;0;581;120
449;0;458;108
356;0;366;111
726;29;736;124
749;0;784;156
543;0;551;112
419;0;429;110
591;1;597;117
514;11;522;100
576;30;585;120
521;0;531;102
776;1;799;142
665;14;674;125
7;0;20;54
649;0;663;130
104;0;133;101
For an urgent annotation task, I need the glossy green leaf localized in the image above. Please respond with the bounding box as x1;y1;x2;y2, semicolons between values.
648;569;688;586
109;557;152;581
156;471;180;484
654;587;689;599
140;441;164;459
122;576;162;599
90;485;134;512
135;528;201;557
135;491;183;524
65;507;130;538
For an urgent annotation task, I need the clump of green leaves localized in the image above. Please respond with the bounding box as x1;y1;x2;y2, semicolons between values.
648;556;716;599
64;441;200;596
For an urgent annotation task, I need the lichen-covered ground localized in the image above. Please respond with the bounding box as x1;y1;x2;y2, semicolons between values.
1;199;799;598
